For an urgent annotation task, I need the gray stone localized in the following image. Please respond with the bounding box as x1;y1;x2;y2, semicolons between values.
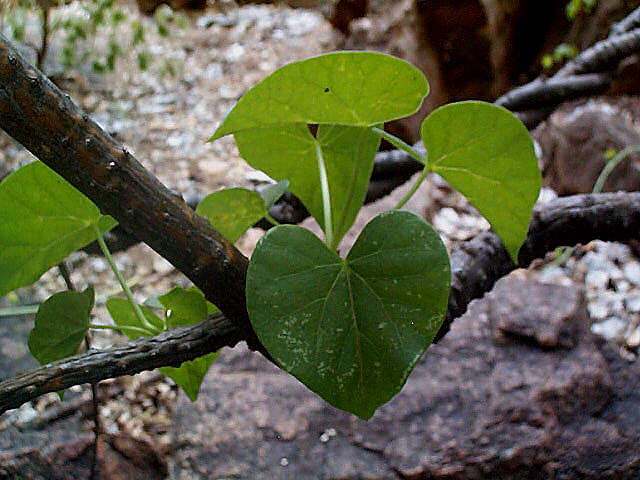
624;261;640;286
170;276;640;479
534;105;640;195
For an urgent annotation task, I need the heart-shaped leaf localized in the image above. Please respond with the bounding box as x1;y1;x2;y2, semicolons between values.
421;101;541;261
29;287;94;365
159;352;218;402
0;162;117;298
246;210;450;419
211;51;428;140
235;124;380;248
196;188;265;243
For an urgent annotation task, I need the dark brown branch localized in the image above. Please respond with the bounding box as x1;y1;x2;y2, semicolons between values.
557;28;640;77
495;73;612;112
0;313;242;413
2;192;639;413
0;34;262;351
519;191;640;266
612;6;640;35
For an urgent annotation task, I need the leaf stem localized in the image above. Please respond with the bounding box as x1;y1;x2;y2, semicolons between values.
370;126;427;164
315;141;334;249
394;167;430;210
88;323;154;337
91;224;156;332
593;144;640;193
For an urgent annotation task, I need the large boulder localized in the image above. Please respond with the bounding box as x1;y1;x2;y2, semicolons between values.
534;99;640;195
169;275;640;479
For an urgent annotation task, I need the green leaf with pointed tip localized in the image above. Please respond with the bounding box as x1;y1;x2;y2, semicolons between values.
0;162;117;299
158;286;215;328
157;287;219;401
260;180;290;211
28;287;94;366
106;297;164;339
196;188;265;243
159;351;218;402
211;51;428;140
235;124;380;248
421;101;541;261
246;210;450;419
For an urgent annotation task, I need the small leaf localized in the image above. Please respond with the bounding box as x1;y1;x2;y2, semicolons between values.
234;124;380;247
159;351;218;402
421;101;541;261
211;51;428;140
196;188;265;243
246;210;450;419
106;297;164;339
28;287;94;365
260;180;290;211
0;162;117;298
158;286;215;328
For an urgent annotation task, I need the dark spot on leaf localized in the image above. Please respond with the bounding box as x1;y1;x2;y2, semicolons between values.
324;87;330;93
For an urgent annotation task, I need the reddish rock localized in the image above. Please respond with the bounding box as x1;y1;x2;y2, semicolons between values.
170;275;640;479
534;100;640;195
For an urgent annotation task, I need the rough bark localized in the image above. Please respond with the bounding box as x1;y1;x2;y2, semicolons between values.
1;192;638;413
0;33;263;352
0;15;639;414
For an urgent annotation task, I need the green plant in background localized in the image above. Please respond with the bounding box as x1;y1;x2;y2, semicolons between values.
566;0;597;20
0;52;541;418
0;0;186;74
541;43;579;69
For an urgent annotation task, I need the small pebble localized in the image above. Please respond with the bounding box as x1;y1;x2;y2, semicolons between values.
585;270;610;290
591;317;626;341
624;261;640;286
624;296;640;313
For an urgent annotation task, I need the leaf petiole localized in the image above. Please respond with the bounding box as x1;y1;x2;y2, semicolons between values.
593;144;640;194
370;126;427;165
91;224;156;332
394;166;430;210
315;140;334;250
88;322;155;337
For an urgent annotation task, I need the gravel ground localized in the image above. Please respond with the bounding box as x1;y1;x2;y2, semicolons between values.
1;0;639;462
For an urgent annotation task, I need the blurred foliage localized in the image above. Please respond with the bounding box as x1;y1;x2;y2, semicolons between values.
0;0;187;75
541;42;578;69
566;0;598;20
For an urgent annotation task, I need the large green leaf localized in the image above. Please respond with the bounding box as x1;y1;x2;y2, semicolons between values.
246;210;450;419
196;188;265;243
211;51;428;140
28;287;94;365
0;162;117;298
421;101;541;261
234;124;380;248
159;352;218;402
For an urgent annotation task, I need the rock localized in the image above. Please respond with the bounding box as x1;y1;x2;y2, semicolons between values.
170;276;640;479
534;102;640;195
0;425;166;480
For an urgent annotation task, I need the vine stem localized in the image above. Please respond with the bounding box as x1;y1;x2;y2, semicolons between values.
370;126;430;209
393;167;430;210
91;224;155;332
315;141;334;249
370;126;427;164
89;323;155;337
593;144;640;193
